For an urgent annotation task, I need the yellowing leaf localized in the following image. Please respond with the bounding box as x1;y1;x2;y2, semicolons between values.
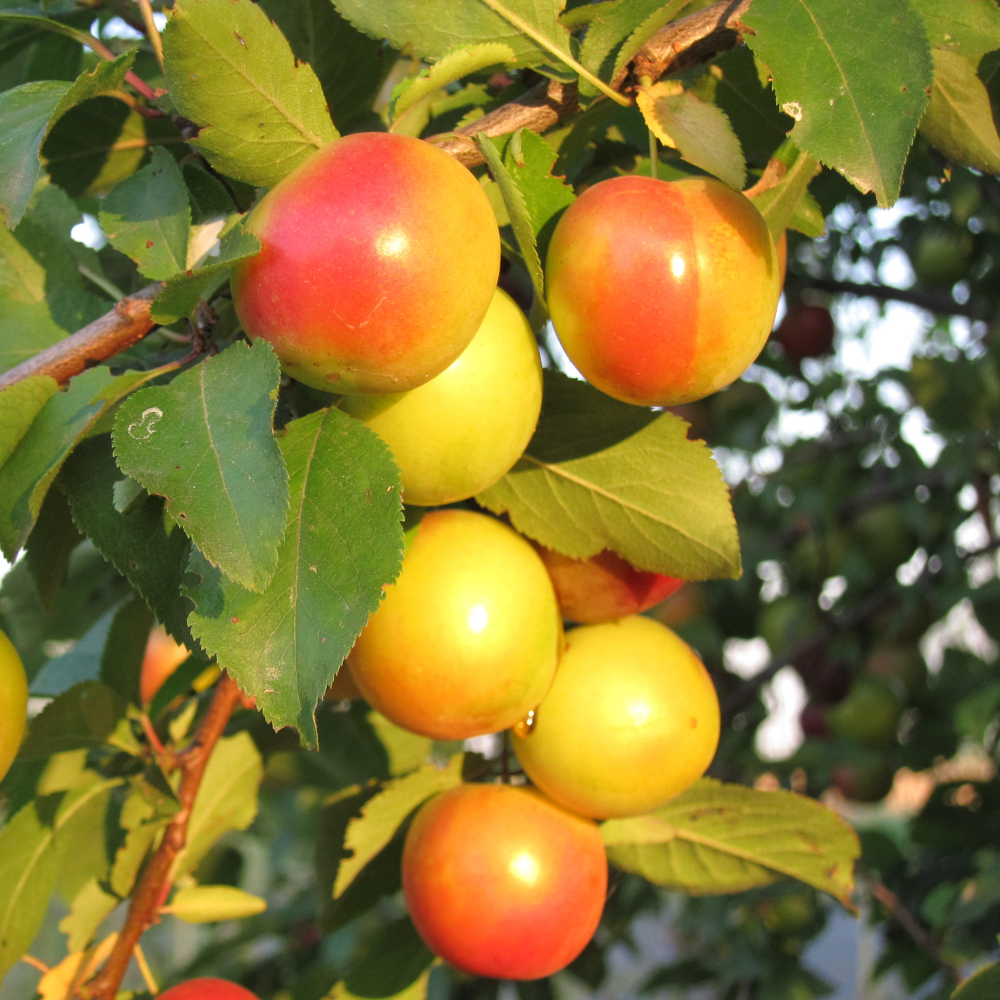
638;82;747;190
164;884;267;923
37;932;116;1000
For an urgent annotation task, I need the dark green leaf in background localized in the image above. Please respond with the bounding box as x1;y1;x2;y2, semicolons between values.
19;680;127;757
477;371;741;580
113;340;288;593
744;0;933;207
23;486;82;609
0;363;177;561
256;0;395;131
99;596;155;706
344;917;434;999
184;406;403;747
952;961;1000;1000
163;0;338;188
60;434;196;648
98;147;191;281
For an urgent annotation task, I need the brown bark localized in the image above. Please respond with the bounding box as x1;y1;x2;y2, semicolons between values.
82;676;243;1000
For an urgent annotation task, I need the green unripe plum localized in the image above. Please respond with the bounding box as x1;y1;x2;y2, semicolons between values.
512;616;719;818
828;677;902;749
231;132;500;394
546;175;780;406
341;288;542;505
403;784;607;980
0;628;27;785
913;227;972;287
349;510;561;740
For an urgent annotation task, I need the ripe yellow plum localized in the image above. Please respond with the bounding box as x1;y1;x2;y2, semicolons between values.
342;288;542;505
512;615;719;818
349;510;561;740
0;628;27;784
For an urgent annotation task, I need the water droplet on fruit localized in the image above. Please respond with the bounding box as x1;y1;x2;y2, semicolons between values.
514;709;536;737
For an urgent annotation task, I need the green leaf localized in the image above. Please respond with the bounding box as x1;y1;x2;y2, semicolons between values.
477;370;740;580
24;486;83;610
99;597;154;706
19;680;127;757
501;128;574;266
391;43;516;134
165;884;267;923
0;51;136;227
601;778;859;907
0;223;66;374
747;140;823;244
611;0;694;81
952;961;1000;1000
59;878;119;951
184;407;403;748
920;49;1000;174
28;604;116;696
0;79;65;229
59;434;196;648
329;965;432;1000
162;0;338;188
113;340;288;593
0;374;56;467
0;363;177;561
150;225;261;324
637;83;747;190
0;779;120;981
344;918;434;999
332;0;569;68
744;0;933;207
255;0;394;131
910;0;1000;67
173;731;263;876
98;147;190;281
333;756;463;899
476;133;545;302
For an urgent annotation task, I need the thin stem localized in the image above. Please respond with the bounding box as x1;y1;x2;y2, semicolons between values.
649;129;659;180
136;0;164;72
20;955;49;974
133;943;159;995
476;0;631;106
802;276;989;321
77;264;125;302
139;712;171;769
83;675;243;1000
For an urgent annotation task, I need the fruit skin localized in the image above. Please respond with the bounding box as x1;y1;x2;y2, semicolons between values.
534;545;683;624
830;758;894;803
827;677;902;749
402;783;607;980
0;628;27;785
140;624;191;706
158;979;259;1000
512;616;720;818
349;510;561;740
341;288;542;505
546;175;780;406
231;132;500;395
775;304;834;361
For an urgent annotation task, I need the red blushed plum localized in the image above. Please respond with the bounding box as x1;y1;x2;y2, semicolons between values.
535;545;683;624
775;303;835;361
158;979;259;1000
546;176;780;406
231;132;500;395
402;784;607;980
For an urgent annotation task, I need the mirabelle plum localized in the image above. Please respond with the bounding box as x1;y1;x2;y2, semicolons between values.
535;545;683;624
158;979;259;1000
349;510;560;740
342;288;542;505
546;175;780;406
0;628;27;784
403;783;607;980
512;616;719;818
232;132;500;394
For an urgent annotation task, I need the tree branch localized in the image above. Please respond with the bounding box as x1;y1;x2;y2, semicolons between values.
802;276;990;320
0;0;750;391
867;876;960;985
0;283;162;392
82;675;243;1000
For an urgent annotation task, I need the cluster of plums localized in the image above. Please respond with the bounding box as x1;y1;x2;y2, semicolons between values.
0;130;786;993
